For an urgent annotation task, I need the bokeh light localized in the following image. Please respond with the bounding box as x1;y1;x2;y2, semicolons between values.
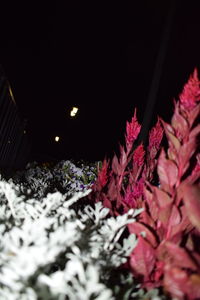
70;107;79;117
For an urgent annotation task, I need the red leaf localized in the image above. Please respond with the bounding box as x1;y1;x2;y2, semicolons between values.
189;153;200;184
130;236;156;277
187;102;200;128
151;186;173;228
144;188;159;222
157;149;178;192
153;186;173;207
168;205;181;228
164;265;200;300
162;120;181;152
171;101;189;140
107;177;118;200
119;145;128;168
178;136;197;176
190;123;200;139
164;242;198;271
158;205;173;228
128;222;157;247
169;205;192;241
182;184;200;231
187;274;200;299
164;266;189;299
111;154;121;175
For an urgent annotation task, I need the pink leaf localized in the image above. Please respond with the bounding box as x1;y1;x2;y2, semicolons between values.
153;186;173;207
151;186;173;228
187;274;200;299
168;205;181;228
158;205;173;228
169;207;192;242
130;236;156;277
178;134;198;176
128;222;158;247
171;101;189;141
164;266;189;299
164;242;198;271
111;154;121;175
144;188;159;222
119;145;128;169
189;153;200;184
164;265;200;300
187;102;200;128
182;184;200;231
157;149;178;192
162;120;181;152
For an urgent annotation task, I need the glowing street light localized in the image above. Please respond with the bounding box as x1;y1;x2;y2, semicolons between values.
55;136;60;142
70;106;79;117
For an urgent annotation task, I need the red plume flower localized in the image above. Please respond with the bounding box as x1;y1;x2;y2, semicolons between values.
126;109;141;147
97;159;109;188
124;178;144;208
180;68;200;110
133;144;145;167
148;119;163;151
124;186;137;208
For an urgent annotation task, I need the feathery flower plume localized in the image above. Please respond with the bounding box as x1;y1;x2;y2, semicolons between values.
133;144;145;167
126;109;141;147
97;159;109;188
148;119;163;151
180;68;200;110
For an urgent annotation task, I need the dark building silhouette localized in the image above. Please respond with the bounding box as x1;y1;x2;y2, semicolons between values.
0;66;31;174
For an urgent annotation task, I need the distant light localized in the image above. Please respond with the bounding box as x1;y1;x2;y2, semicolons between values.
55;136;60;142
70;106;79;117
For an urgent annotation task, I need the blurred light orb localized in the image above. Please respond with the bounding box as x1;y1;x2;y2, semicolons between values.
55;136;60;142
70;106;79;117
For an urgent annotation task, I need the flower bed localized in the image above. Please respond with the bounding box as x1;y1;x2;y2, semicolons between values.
0;70;199;299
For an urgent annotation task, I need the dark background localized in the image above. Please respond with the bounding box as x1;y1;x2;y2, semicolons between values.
0;1;200;163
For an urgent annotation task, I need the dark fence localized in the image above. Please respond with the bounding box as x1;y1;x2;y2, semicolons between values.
0;67;31;174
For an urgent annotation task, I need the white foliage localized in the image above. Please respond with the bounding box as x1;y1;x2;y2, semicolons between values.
0;176;141;300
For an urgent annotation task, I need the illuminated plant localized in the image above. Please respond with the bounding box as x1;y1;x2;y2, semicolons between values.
91;69;200;299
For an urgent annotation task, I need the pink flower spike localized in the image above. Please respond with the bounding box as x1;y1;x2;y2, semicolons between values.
126;109;141;146
133;178;145;199
97;159;109;188
180;68;200;110
148;119;164;151
133;144;145;167
124;178;144;206
124;186;137;208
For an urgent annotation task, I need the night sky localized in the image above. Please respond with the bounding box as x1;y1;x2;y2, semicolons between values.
1;1;200;163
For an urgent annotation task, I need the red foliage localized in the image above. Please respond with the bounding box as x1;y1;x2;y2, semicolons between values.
90;69;200;299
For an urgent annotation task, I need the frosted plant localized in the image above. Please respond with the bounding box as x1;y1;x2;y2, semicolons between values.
0;179;141;299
